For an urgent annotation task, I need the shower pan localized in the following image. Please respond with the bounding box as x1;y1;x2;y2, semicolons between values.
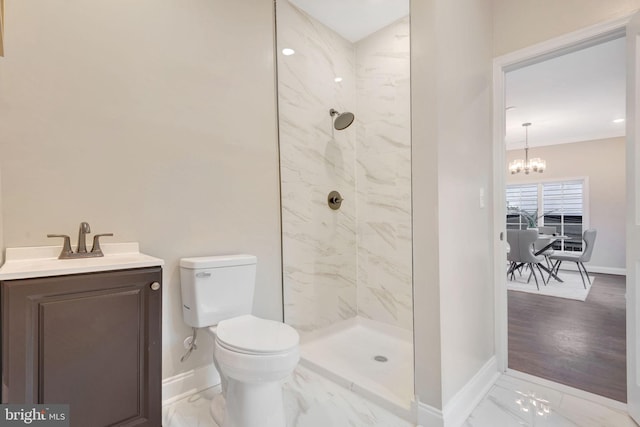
299;317;414;418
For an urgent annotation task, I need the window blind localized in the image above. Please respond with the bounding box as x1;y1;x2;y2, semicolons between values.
506;179;585;250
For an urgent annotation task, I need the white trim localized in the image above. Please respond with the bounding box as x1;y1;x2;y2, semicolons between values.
507;369;627;412
417;357;499;427
162;363;220;406
493;13;634;379
626;12;640;423
493;40;509;373
416;402;443;427
506;174;590;185
441;357;499;427
495;16;630;72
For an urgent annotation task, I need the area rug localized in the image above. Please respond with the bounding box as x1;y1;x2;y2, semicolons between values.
507;270;592;301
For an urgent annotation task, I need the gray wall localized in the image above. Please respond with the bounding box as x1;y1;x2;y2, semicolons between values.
493;0;640;56
0;0;282;380
507;137;626;270
411;0;494;410
411;0;442;409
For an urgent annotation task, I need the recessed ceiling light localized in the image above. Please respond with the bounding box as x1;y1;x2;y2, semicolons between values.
613;118;625;123
334;77;343;83
282;48;295;56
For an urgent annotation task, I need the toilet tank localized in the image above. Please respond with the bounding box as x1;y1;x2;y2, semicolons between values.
180;254;257;328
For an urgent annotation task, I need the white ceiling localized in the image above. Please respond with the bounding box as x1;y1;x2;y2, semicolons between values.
505;37;626;149
288;0;409;43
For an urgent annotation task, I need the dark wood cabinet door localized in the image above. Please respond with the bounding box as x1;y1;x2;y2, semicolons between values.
1;267;162;427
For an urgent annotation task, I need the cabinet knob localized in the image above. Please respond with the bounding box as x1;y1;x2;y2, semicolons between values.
150;282;161;291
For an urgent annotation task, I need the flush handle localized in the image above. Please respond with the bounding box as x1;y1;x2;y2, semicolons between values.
150;282;161;291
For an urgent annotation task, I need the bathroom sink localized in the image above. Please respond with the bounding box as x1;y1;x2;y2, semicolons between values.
0;243;163;280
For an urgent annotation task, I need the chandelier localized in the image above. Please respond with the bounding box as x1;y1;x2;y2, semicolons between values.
509;122;546;174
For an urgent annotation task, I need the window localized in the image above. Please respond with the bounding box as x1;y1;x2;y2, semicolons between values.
506;184;537;230
506;179;585;251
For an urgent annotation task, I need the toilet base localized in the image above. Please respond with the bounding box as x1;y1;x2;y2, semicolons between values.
221;378;286;427
209;391;226;426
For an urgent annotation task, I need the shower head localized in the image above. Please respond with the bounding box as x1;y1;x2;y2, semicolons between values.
329;108;355;130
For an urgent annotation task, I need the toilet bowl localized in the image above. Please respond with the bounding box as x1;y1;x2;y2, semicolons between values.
179;255;299;427
212;315;299;427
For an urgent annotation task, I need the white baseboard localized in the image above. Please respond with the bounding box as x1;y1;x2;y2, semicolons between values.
417;356;499;427
162;363;220;406
442;356;499;427
416;402;443;427
558;263;625;276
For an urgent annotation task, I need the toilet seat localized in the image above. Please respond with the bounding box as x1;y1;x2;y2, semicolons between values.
214;314;299;355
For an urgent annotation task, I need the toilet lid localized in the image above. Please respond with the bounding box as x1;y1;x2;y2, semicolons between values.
216;315;299;354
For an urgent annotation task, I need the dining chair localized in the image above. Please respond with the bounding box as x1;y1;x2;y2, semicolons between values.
535;225;557;268
506;230;521;280
518;229;547;290
548;229;597;289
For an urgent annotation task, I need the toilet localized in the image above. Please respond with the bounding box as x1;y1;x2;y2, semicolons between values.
180;254;299;427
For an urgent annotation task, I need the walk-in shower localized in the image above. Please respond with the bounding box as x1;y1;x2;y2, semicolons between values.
276;0;412;420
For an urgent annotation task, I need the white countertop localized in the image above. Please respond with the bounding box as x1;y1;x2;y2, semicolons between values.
0;243;164;280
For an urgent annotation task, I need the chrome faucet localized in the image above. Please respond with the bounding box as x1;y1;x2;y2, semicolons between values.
77;221;91;254
47;222;113;259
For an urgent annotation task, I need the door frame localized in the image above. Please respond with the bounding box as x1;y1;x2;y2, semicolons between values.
492;13;632;392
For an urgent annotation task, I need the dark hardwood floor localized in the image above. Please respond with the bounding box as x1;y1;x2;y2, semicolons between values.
508;273;626;402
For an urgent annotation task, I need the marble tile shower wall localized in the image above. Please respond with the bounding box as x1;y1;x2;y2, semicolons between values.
279;0;358;332
355;18;412;330
278;2;412;332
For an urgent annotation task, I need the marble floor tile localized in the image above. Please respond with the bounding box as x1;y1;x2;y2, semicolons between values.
556;394;636;427
163;387;221;427
465;375;636;427
163;365;413;427
164;367;637;427
495;375;564;408
284;366;413;427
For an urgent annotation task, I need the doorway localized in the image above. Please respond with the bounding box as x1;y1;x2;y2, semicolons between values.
504;35;626;402
492;14;634;412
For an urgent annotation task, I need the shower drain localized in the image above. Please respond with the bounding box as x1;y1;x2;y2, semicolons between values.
373;355;388;362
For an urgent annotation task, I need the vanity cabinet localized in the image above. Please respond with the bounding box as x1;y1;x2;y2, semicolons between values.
1;267;162;427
